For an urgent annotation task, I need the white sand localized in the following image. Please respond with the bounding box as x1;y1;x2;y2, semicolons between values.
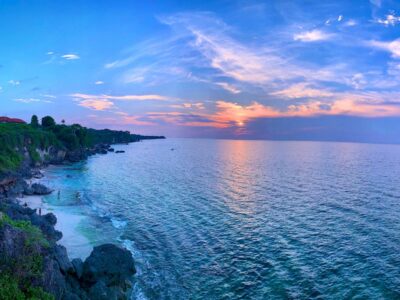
18;193;93;259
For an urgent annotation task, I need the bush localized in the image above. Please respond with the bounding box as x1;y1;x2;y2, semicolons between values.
41;116;56;129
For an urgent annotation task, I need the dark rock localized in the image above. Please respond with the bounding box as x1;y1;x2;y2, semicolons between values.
62;291;81;300
71;258;84;278
54;245;73;274
108;148;115;152
82;244;136;287
31;183;53;195
44;212;57;226
115;150;125;153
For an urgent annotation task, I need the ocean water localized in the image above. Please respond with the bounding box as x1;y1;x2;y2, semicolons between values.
39;139;400;299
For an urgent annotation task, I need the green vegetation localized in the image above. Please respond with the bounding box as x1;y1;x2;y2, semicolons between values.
0;213;54;300
0;274;54;300
30;115;39;128
0;115;141;173
0;213;49;248
0;123;60;172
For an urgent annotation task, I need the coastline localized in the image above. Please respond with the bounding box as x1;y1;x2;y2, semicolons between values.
18;189;93;259
0;140;156;299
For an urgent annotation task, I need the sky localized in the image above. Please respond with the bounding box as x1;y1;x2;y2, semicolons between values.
1;0;400;143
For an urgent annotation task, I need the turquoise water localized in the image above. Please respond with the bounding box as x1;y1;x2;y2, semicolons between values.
41;139;400;299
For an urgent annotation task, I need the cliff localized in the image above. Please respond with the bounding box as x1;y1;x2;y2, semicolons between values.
0;119;163;299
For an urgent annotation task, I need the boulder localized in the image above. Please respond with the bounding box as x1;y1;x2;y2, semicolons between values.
31;183;53;195
82;244;136;287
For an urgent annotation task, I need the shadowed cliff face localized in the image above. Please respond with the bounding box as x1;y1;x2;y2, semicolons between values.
0;199;136;300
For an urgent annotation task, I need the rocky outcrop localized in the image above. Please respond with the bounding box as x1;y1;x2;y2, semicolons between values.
0;200;136;300
24;183;53;195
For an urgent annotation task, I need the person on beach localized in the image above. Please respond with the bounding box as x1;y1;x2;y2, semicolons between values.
58;190;60;200
39;208;42;216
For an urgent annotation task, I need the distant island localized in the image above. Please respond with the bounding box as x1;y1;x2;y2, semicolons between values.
0;115;165;300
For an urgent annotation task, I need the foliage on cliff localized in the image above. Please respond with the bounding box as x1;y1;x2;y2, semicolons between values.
0;115;163;172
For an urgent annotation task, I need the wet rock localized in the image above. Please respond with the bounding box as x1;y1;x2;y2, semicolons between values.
115;150;125;153
31;183;53;195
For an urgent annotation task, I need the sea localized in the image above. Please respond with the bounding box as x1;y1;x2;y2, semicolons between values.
34;138;400;299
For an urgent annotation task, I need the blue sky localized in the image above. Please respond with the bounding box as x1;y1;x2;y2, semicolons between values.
1;0;400;142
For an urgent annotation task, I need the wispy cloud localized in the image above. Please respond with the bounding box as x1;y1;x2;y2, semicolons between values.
369;39;400;58
71;93;174;101
375;13;400;26
95;81;104;85
61;54;80;60
271;83;333;99
78;99;114;111
14;98;53;104
293;29;333;42
215;82;241;94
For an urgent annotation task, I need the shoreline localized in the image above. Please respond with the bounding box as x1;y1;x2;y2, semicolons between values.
0;142;143;299
18;189;93;260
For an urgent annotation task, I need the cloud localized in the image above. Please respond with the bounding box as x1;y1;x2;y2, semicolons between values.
369;39;400;58
8;80;20;86
271;83;333;99
338;15;343;22
46;51;54;55
171;102;205;110
14;98;53;104
71;93;174;101
375;13;400;26
344;19;357;27
215;82;241;94
42;94;57;99
293;29;332;42
370;0;382;7
95;81;104;85
78;99;114;111
61;54;80;60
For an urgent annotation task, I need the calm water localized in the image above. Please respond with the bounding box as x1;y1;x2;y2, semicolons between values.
40;139;400;299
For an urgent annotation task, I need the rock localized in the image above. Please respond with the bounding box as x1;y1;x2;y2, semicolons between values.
54;245;73;274
87;281;110;300
62;291;81;300
31;183;53;195
44;213;57;226
82;244;136;287
108;148;115;152
71;258;84;278
115;150;125;153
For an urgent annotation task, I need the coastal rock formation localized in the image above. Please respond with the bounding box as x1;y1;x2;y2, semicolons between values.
0;200;136;300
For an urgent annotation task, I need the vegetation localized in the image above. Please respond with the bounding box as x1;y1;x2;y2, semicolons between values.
0;213;49;248
30;115;39;128
0;115;144;172
0;213;54;300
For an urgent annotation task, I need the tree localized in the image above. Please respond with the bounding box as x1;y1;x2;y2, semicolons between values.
30;115;39;128
41;116;56;128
